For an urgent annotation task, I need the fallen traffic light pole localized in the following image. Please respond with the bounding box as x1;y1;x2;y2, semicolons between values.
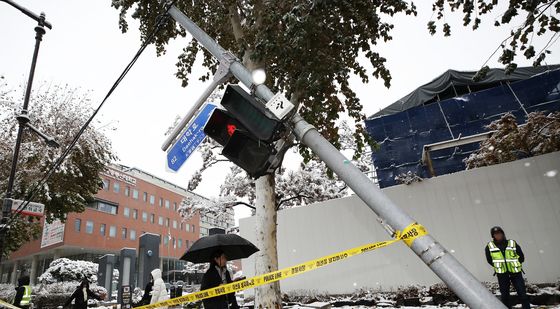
161;4;506;309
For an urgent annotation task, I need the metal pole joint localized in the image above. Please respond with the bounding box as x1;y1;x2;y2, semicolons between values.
214;51;236;83
15;113;30;125
290;114;315;140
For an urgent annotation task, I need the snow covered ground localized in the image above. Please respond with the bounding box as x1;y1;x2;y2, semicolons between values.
92;305;560;309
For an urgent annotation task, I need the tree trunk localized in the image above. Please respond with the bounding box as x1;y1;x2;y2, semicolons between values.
254;173;281;309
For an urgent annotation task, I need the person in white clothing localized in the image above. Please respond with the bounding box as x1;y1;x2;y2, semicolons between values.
150;268;169;306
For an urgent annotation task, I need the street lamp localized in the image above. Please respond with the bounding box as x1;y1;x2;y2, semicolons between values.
251;68;266;85
0;0;57;262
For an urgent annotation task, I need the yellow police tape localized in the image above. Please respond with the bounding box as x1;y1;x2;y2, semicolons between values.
137;222;427;309
0;299;20;309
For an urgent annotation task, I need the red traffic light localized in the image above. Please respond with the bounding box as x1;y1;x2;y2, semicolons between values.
227;124;237;136
220;85;282;142
204;109;243;146
203;107;277;178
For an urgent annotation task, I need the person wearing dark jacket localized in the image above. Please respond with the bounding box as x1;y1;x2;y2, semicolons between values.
13;276;31;308
63;279;104;309
201;250;239;309
134;277;154;307
485;226;531;309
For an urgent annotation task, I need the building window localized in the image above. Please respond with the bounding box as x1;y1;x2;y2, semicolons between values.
142;211;148;223
150;214;155;224
163;236;169;245
172;220;177;229
174;202;177;211
178;238;182;249
74;219;81;232
165;200;170;209
159;198;163;207
124;207;130;218
158;216;164;226
150;195;155;205
124;186;130;197
102;179;110;190
122;227;127;240
86;220;94;234
113;182;120;193
180;222;183;230
185;224;190;232
165;218;169;227
130;229;136;241
132;209;138;220
100;224;106;236
143;192;148;202
186;240;189;249
132;189;139;199
109;226;116;238
87;200;118;215
172;237;176;248
191;224;196;233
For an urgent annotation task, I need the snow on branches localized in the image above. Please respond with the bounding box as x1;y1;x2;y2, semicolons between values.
394;171;423;185
38;258;118;285
465;111;560;169
274;160;347;209
178;193;236;221
0;81;115;256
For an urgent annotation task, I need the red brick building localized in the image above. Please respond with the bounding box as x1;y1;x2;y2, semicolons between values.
0;164;236;285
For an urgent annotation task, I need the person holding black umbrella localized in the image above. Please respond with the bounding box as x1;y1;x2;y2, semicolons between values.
200;250;239;309
182;229;258;309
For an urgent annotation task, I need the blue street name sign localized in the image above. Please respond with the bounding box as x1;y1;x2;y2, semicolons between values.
167;104;217;171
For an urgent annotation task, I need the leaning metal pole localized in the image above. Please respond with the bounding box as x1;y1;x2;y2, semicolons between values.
164;6;506;308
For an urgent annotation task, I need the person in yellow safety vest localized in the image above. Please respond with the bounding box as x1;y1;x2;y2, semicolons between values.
485;226;531;309
13;276;31;309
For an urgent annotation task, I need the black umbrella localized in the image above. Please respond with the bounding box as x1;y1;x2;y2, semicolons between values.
181;233;259;263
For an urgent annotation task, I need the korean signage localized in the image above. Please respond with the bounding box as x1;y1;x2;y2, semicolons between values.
102;168;137;186
9;198;44;217
40;219;65;248
167;104;217;171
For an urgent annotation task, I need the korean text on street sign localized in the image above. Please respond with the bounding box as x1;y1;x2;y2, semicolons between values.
167;103;217;171
9;198;45;217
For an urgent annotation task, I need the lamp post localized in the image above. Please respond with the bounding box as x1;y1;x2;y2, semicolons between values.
0;0;57;262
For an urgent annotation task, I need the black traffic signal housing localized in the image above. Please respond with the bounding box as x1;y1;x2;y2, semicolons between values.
203;109;242;146
220;85;284;142
203;108;277;178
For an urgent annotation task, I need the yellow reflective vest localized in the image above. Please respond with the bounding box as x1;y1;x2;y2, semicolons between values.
487;240;522;274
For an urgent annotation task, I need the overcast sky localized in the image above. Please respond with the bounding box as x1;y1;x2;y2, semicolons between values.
1;1;559;224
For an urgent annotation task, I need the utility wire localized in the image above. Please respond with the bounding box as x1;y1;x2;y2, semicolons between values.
1;3;173;233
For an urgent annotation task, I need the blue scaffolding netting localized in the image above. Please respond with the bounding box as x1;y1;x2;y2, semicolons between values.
365;68;560;188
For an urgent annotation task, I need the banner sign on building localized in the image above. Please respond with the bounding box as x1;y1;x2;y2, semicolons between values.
41;219;65;248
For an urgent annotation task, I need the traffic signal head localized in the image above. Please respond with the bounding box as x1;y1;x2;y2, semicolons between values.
222;130;275;178
203;85;290;178
204;108;276;178
220;85;283;142
203;109;242;147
